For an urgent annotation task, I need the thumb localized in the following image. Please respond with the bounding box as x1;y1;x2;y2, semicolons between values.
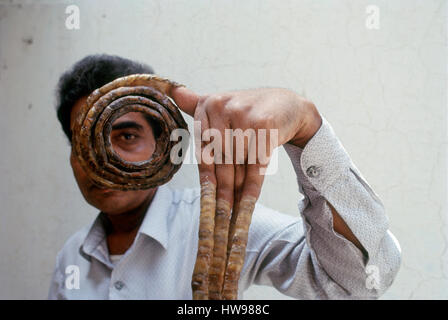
170;86;200;117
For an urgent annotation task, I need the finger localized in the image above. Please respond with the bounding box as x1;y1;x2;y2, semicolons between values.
223;140;266;299
241;163;266;200
227;164;245;258
195;105;216;186
222;177;258;299
170;86;200;117
209;190;232;299
227;126;249;261
192;106;216;300
231;125;248;220
233;164;246;209
233;126;247;205
206;105;234;299
210;112;234;206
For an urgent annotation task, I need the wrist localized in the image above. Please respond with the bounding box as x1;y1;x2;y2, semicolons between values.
288;100;322;149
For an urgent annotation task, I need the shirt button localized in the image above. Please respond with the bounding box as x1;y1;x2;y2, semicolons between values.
114;281;125;290
306;166;321;178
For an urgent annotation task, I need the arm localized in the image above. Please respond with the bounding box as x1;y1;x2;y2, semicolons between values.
171;86;401;298
241;116;401;299
287;108;367;254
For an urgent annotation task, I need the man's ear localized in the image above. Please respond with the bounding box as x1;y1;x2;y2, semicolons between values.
170;86;200;117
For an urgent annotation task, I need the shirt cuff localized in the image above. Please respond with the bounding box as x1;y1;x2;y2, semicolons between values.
283;115;351;192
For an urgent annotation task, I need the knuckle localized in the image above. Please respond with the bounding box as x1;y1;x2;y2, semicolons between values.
252;113;272;129
227;100;248;118
217;178;233;193
198;94;209;106
199;170;216;186
206;94;228;112
243;181;261;199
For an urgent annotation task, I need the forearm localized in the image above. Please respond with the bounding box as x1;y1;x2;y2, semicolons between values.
282;115;401;296
287;107;366;253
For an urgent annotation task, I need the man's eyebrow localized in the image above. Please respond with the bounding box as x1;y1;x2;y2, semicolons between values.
111;121;144;131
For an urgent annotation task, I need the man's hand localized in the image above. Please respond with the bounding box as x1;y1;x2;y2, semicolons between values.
170;86;322;209
171;86;367;256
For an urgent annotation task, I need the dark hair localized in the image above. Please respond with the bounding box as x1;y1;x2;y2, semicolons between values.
56;54;158;142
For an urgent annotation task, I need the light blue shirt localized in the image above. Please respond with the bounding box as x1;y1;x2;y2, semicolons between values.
48;117;401;299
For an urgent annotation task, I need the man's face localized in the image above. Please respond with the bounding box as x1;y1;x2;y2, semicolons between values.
69;96;157;215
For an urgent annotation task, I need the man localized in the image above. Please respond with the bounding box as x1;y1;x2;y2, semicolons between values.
48;54;401;299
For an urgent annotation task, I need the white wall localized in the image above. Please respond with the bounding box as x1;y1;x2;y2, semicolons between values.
0;0;446;299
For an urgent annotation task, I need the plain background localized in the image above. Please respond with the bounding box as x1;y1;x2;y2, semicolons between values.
0;0;446;299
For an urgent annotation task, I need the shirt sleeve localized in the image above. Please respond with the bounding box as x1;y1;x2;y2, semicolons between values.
241;115;401;299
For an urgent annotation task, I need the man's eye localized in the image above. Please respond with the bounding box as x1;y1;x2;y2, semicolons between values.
121;133;137;141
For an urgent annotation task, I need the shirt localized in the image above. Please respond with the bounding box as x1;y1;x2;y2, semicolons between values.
47;116;401;299
109;255;123;266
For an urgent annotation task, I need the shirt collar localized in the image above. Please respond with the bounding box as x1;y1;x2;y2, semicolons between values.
79;184;173;261
137;184;173;250
79;213;109;264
